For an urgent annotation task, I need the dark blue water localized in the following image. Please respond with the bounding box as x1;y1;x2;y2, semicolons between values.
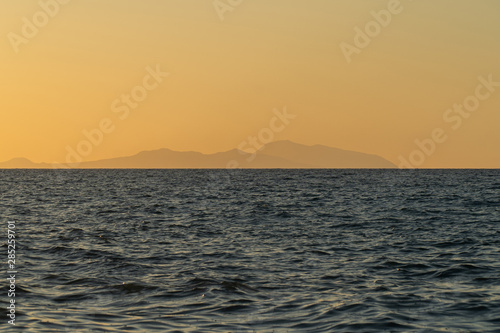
1;169;499;332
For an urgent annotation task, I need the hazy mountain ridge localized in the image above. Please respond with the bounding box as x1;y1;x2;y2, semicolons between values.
0;141;396;169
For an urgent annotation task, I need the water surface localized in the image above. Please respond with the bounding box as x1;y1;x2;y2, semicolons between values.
1;169;499;332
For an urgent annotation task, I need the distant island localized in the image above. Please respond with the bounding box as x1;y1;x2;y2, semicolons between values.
0;141;396;169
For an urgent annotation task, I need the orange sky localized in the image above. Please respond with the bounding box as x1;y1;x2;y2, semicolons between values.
1;0;499;168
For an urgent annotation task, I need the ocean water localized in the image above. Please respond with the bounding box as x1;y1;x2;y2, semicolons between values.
1;169;500;332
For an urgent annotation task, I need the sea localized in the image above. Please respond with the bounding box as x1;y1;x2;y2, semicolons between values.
1;169;499;332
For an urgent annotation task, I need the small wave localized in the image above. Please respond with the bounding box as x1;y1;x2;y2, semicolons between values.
53;292;95;303
109;282;159;294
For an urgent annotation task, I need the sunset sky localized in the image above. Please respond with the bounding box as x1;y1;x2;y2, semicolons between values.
1;0;499;168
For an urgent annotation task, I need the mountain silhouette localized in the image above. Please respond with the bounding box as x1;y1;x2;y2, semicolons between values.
0;141;396;169
261;140;395;168
0;157;51;169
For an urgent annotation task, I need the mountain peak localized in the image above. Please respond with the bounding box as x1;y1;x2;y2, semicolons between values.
0;142;396;169
8;157;33;163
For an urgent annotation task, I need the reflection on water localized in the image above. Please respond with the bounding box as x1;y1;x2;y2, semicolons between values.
1;169;499;332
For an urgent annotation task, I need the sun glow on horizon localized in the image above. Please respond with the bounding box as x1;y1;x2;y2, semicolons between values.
1;0;499;168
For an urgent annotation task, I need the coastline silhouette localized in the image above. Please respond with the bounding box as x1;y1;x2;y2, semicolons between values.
0;141;396;169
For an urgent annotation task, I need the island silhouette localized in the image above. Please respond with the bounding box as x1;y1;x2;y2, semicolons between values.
0;141;396;169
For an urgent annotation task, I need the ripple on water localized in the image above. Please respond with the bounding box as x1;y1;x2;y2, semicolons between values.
1;169;499;332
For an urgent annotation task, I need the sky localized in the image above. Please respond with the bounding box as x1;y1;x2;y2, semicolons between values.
1;0;499;168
